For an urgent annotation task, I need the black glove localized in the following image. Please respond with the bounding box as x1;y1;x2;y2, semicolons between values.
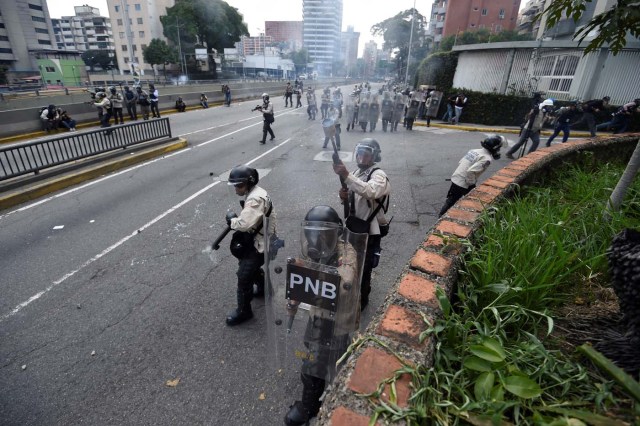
225;210;237;225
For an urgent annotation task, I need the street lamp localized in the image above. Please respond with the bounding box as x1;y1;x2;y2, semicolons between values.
108;60;115;84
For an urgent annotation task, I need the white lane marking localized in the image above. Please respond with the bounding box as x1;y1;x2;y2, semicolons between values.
1;137;293;321
0;148;191;220
53;225;64;230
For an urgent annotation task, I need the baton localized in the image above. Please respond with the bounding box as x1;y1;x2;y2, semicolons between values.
331;139;350;219
211;225;232;251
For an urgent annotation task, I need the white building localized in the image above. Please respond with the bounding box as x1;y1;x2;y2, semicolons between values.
303;0;343;76
51;6;115;54
106;0;174;75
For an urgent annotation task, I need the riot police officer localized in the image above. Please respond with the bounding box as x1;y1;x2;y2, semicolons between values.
439;135;506;216
225;165;276;326
256;93;275;144
284;205;360;426
333;138;391;309
380;91;394;132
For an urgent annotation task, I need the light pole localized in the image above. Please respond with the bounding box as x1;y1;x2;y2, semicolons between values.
176;17;185;76
404;0;416;86
72;65;78;86
108;61;115;84
257;28;266;78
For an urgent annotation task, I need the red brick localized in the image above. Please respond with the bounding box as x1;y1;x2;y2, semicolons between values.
491;174;517;184
475;184;502;195
504;163;529;171
424;233;444;247
470;190;499;204
482;178;512;189
528;150;551;159
445;208;480;223
398;273;439;307
347;347;413;407
436;220;472;238
496;168;521;177
410;250;452;277
378;305;429;349
329;407;374;426
457;198;485;211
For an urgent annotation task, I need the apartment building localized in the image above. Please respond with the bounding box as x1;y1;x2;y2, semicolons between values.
0;0;56;73
303;0;343;76
237;34;275;56
52;6;115;53
106;0;174;75
340;26;359;77
265;21;303;52
429;0;522;45
517;0;544;37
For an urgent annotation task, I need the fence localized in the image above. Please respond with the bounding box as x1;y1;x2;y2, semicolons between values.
0;118;171;181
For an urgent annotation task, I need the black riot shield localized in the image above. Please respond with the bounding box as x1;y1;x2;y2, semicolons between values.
265;218;368;382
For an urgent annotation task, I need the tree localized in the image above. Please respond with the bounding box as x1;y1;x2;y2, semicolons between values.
81;50;114;71
161;0;249;78
438;29;533;52
143;39;178;80
371;9;429;81
538;0;640;55
284;49;310;74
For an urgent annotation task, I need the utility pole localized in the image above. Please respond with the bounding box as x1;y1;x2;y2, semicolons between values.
176;16;185;76
120;0;135;74
404;0;416;86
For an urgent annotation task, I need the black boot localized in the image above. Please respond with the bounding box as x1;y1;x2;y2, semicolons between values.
226;290;253;326
259;132;267;145
284;401;312;426
285;374;324;425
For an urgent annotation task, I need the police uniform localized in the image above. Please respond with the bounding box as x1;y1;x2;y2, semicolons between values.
345;165;390;308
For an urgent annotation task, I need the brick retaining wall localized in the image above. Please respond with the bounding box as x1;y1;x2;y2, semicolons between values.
317;134;640;425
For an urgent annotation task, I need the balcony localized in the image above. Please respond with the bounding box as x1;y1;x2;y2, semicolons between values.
437;7;446;14
436;21;444;28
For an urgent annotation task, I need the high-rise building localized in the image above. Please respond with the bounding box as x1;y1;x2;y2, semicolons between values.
362;40;377;78
265;21;303;52
517;0;544;37
303;0;343;76
340;26;359;77
429;0;521;45
0;0;56;72
106;0;174;75
51;6;115;53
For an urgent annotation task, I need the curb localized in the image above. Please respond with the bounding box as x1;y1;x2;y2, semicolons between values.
412;120;593;137
317;133;640;425
0;137;188;211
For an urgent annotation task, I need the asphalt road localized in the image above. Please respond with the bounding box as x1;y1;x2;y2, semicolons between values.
0;86;512;426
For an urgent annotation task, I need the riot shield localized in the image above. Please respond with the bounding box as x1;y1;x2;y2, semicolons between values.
426;91;443;118
265;219;368;382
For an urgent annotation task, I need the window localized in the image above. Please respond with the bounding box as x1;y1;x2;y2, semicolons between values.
470;23;475;27
115;5;120;12
137;18;143;24
28;3;43;11
134;4;141;11
0;35;8;41
495;24;502;31
473;7;478;11
121;45;128;51
119;32;125;39
499;8;505;19
138;31;145;38
117;19;123;26
0;48;13;53
0;23;4;28
481;8;488;16
132;45;137;51
35;28;49;34
141;44;147;50
124;57;129;63
32;16;46;23
45;66;55;72
38;39;51;45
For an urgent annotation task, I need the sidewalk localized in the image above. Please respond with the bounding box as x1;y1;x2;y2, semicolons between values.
412;118;593;138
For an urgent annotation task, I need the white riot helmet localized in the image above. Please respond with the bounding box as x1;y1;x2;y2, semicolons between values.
262;93;270;102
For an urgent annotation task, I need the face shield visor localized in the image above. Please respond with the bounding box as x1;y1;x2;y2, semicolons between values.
353;144;375;169
301;221;341;263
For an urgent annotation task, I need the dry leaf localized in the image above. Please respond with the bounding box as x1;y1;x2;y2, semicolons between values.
258;392;266;400
166;378;180;387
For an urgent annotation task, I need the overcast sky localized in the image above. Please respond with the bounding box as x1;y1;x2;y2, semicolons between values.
46;0;527;54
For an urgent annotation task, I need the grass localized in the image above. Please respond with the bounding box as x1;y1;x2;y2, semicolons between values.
350;159;640;425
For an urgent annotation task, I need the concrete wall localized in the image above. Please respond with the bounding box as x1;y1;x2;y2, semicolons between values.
0;79;350;138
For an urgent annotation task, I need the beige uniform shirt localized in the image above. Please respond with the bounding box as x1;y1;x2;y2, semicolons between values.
345;166;390;235
229;185;276;253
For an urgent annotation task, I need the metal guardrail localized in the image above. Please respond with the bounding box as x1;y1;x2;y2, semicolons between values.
0;118;172;181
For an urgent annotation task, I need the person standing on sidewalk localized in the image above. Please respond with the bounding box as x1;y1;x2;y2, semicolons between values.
451;93;468;125
136;86;151;120
149;83;160;118
442;94;456;123
574;96;610;136
505;99;554;159
124;86;138;121
545;101;580;146
93;92;112;128
108;86;124;125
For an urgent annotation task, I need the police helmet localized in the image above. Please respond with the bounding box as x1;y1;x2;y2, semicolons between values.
603;96;611;102
95;86;106;93
354;138;382;164
109;86;116;93
302;205;342;262
540;99;554;108
96;92;107;99
262;93;269;101
135;86;142;92
124;86;130;91
228;165;259;187
481;135;506;159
